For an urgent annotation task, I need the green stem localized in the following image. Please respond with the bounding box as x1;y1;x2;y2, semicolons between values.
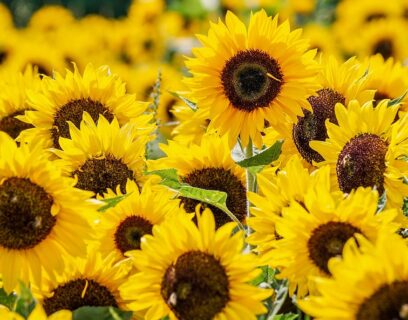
245;139;256;225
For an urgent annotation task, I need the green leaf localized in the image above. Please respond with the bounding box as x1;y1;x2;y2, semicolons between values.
145;169;244;230
14;282;36;318
169;91;197;112
0;288;17;310
237;140;283;168
376;192;387;213
145;168;181;189
403;198;408;217
73;306;132;320
388;91;407;107
267;280;289;320
98;193;132;212
273;314;299;320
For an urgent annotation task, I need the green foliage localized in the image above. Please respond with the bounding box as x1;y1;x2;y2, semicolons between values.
272;314;299;320
168;0;207;19
146;168;244;230
237;140;283;169
376;192;387;213
72;306;132;320
169;91;197;112
98;193;132;212
14;282;36;318
0;288;17;310
403;198;408;217
389;91;407;107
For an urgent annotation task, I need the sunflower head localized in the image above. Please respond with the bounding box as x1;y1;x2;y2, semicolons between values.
120;208;272;319
185;10;319;147
299;232;408;319
148;134;247;228
0;132;98;292
19;63;153;149
310;99;408;209
53;112;152;197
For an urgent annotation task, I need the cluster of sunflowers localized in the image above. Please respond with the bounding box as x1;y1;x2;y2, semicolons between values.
1;0;408;319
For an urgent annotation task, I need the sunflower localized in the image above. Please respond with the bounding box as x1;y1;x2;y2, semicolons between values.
0;66;40;139
0;304;71;320
247;155;330;261
35;252;131;316
352;19;408;61
96;180;186;262
310;100;408;210
120;208;272;320
28;5;75;32
361;54;408;111
274;55;373;165
302;24;341;60
18;63;152;149
0;132;98;293
299;232;408;319
271;186;400;297
185;10;319;148
148;134;247;228
52;112;151;197
171;105;210;146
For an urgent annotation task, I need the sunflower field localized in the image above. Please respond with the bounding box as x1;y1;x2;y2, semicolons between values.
1;0;408;319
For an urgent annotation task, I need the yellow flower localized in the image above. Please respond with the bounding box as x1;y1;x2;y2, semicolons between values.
0;133;98;292
0;66;41;139
148;134;247;228
271;186;400;297
311;100;408;210
52;112;152;196
96;180;186;262
247;155;328;260
0;304;71;320
120;209;272;320
274;55;373;165
299;232;408;319
19;63;152;149
35;252;131;315
185;10;319;148
28;5;75;32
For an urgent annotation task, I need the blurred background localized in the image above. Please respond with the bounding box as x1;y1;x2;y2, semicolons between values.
0;0;407;142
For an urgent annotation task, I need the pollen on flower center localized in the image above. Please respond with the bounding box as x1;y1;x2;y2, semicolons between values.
161;251;230;320
336;133;388;194
221;49;283;112
114;215;153;253
0;177;55;250
72;154;134;196
307;221;361;275
181;167;247;228
356;281;408;320
51;98;114;149
0;110;34;139
293;88;345;164
43;278;117;315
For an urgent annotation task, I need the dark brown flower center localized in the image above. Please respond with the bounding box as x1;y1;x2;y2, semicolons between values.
0;110;34;139
308;221;361;275
43;278;117;315
114;215;153;254
72;155;134;196
337;133;388;194
221;49;283;112
373;91;391;107
0;50;8;64
181;167;247;228
365;13;386;22
51;98;114;149
293;88;344;164
0;177;55;250
161;251;229;320
165;98;177;122
357;281;408;320
373;39;394;60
